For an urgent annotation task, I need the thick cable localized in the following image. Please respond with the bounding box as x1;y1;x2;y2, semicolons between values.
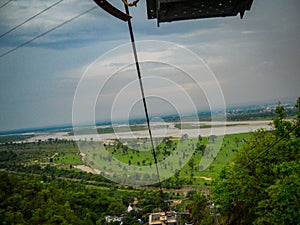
242;122;300;170
0;6;96;58
0;0;12;9
218;122;300;185
123;3;163;192
0;0;64;39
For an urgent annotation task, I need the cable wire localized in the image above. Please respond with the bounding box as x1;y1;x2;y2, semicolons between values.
0;0;64;39
124;2;163;193
193;121;300;192
0;0;12;9
0;6;97;58
219;122;300;184
242;122;300;170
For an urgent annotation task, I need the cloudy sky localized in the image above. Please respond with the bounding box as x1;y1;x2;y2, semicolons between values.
0;0;299;131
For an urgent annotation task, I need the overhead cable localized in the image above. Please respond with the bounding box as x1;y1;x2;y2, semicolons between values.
242;122;300;170
0;6;97;58
0;0;64;39
124;2;163;193
0;0;12;9
217;122;300;186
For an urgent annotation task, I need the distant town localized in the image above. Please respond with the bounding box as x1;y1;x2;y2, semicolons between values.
0;99;297;137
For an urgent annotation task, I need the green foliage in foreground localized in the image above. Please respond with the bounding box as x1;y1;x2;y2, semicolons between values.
0;173;110;225
211;99;300;225
0;172;169;225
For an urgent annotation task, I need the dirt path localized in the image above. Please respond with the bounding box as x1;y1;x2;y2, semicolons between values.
195;176;213;181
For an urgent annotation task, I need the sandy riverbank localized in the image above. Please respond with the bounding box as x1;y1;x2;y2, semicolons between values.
24;120;273;143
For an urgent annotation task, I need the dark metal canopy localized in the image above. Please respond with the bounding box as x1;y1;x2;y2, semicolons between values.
146;0;254;25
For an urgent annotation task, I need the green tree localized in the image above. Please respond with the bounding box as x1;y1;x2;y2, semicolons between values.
254;161;299;225
294;97;300;137
188;158;195;183
274;101;286;119
187;191;212;225
122;215;140;225
107;201;127;216
273;101;292;137
211;99;300;225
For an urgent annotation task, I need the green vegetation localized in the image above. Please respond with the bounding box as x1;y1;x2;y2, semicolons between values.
226;102;297;121
0;99;298;224
78;132;252;187
0;139;80;165
0;171;169;225
178;132;251;186
209;99;300;225
0;129;252;188
0;134;34;143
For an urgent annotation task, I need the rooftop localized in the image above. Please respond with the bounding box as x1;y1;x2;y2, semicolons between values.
149;212;177;225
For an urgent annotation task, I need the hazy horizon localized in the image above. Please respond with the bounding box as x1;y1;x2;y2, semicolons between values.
0;97;297;134
1;0;299;132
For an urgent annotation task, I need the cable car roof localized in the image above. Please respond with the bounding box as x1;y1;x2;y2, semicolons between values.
146;0;254;25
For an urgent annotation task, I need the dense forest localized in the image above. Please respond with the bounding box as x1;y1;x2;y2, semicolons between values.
209;99;300;225
0;172;174;225
0;99;299;224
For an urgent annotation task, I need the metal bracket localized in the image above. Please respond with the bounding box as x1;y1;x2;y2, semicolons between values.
93;0;131;21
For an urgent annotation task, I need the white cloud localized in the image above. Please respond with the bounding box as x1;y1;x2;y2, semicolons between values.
0;0;300;131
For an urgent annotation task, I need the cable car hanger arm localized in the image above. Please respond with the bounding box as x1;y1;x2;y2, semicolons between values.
93;0;131;21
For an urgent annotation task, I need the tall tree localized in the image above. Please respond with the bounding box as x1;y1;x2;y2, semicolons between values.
211;98;300;225
187;191;212;225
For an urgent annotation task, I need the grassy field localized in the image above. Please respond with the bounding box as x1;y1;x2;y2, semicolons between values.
0;139;80;166
179;132;251;186
0;132;253;187
80;132;252;186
